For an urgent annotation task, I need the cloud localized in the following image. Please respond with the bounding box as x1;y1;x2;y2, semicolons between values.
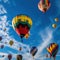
35;27;53;60
0;11;32;60
3;0;9;3
0;0;9;3
0;5;7;14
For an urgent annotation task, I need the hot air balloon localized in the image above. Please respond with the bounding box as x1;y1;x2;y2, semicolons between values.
8;54;12;60
38;0;51;12
45;54;49;58
54;18;59;22
2;55;5;57
30;47;38;57
3;28;6;31
19;47;22;51
9;40;14;46
17;55;22;60
52;24;57;28
47;43;59;60
0;36;2;41
12;14;32;42
0;45;4;49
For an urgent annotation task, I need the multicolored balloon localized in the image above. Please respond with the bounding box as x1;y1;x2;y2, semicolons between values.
3;28;6;31
38;0;51;12
12;14;32;41
30;47;38;57
47;43;59;60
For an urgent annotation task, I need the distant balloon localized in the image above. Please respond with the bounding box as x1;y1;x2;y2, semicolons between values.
55;18;59;22
19;47;22;51
17;55;22;60
2;55;5;57
45;54;49;58
9;40;14;46
12;14;32;42
0;45;4;49
3;28;6;31
38;0;51;12
0;36;2;41
8;54;12;60
5;42;7;44
30;47;38;56
47;43;59;60
52;24;57;28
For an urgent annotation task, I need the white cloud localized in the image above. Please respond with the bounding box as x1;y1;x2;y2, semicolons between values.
0;0;9;3
0;14;32;60
35;27;53;60
3;0;9;3
0;5;7;14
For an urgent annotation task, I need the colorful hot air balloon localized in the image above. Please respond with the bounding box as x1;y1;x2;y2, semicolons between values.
47;43;59;60
38;0;51;12
12;14;32;41
17;55;22;60
30;47;38;57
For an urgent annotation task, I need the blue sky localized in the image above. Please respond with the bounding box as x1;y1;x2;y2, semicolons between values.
0;0;60;60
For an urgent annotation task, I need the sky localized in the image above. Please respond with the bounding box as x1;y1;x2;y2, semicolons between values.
0;0;60;60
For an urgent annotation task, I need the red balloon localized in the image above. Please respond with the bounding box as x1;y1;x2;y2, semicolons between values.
15;25;29;38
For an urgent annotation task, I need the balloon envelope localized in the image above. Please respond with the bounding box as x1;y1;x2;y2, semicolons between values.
0;36;2;41
8;54;12;60
52;24;57;28
12;14;32;38
30;47;38;56
0;45;4;49
55;18;59;22
38;0;51;12
47;43;59;57
17;55;22;60
9;40;14;46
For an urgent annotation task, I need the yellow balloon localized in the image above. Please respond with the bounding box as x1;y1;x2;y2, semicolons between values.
52;24;57;28
9;40;14;46
55;18;58;22
24;33;30;39
12;15;32;30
